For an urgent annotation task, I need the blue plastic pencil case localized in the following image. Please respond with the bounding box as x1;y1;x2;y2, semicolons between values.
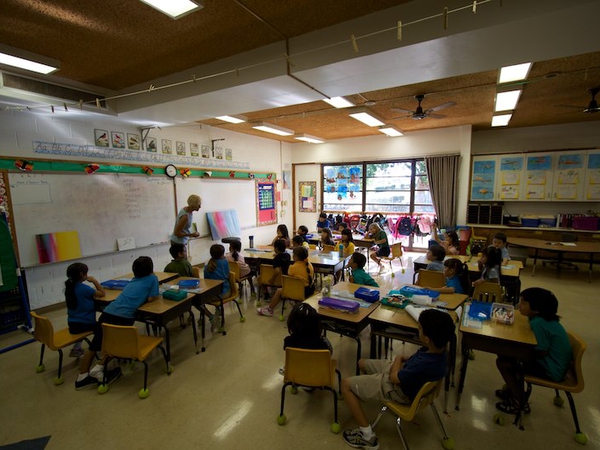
318;297;360;314
100;279;130;290
467;301;493;321
395;286;440;300
354;287;380;303
178;279;200;289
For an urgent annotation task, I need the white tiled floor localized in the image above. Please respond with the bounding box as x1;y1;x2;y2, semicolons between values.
1;252;598;449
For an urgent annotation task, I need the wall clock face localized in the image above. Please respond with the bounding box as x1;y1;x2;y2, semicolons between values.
165;164;178;178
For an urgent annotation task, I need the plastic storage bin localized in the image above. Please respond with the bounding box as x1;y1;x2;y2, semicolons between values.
539;215;557;227
520;215;540;228
491;303;515;324
572;216;600;230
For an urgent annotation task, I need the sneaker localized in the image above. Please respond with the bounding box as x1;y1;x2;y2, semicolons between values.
343;428;379;450
75;375;98;390
495;399;531;415
89;365;104;379
99;367;122;386
257;306;274;317
495;388;510;400
210;310;221;332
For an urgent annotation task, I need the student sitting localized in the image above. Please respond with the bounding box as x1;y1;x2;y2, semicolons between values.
422;258;469;294
492;232;511;265
257;246;315;317
284;303;332;352
367;223;390;271
85;257;160;386
320;227;335;247
204;244;232;331
260;239;291;300
292;234;310;249
270;224;291;248
473;245;502;287
316;212;331;232
336;228;356;257
348;253;378;287
296;225;310;243
226;239;254;278
341;309;455;449
426;245;446;272
495;288;572;414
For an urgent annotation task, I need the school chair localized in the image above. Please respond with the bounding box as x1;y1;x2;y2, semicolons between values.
308;243;318;250
207;271;245;335
371;379;454;450
279;275;307;321
98;323;170;399
277;348;342;433
228;260;255;298
416;269;445;288
471;281;503;303
257;264;282;302
381;242;405;277
322;244;336;253
524;331;588;445
30;311;93;386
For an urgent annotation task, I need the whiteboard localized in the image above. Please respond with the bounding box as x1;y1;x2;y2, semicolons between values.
175;177;256;237
9;172;176;267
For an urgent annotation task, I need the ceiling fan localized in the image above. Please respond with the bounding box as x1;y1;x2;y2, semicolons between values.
391;94;456;120
558;87;600;114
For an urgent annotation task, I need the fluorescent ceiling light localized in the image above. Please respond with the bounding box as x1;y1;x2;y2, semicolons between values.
216;115;247;124
0;50;59;75
139;0;203;19
348;109;385;127
251;121;294;136
378;125;403;137
491;114;512;127
498;62;532;84
323;97;355;108
495;90;521;112
294;133;325;144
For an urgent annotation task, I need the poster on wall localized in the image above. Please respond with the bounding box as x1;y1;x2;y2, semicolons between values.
256;180;277;226
298;181;316;212
470;159;496;200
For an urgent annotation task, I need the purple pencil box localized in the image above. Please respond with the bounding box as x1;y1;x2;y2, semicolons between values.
318;297;360;314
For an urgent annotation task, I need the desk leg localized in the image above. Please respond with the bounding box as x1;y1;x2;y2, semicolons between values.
369;333;377;358
189;310;199;354
200;309;206;352
354;336;362;375
532;249;538;276
455;347;470;410
588;254;593;283
164;327;171;365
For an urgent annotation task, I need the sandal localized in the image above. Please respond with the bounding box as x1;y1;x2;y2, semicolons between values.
495;389;510;400
495;399;531;415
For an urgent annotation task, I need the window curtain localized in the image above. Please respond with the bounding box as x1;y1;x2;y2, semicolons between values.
425;155;460;229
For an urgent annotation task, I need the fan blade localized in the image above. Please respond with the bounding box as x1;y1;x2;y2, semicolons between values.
389;114;412;120
427;101;456;112
555;104;586;109
390;107;415;114
427;113;447;119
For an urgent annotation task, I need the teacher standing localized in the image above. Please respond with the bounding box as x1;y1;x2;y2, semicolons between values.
170;195;202;245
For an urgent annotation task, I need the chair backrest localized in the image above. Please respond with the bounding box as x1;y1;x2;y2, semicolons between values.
284;348;335;387
308;243;317;250
566;331;586;393
228;261;241;281
101;323;140;360
416;269;445;288
30;311;56;349
472;281;502;303
222;271;239;301
282;275;306;301
390;242;403;258
322;244;335;253
258;264;282;286
400;380;442;420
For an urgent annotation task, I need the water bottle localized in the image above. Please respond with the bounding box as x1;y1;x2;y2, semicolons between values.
338;244;344;257
249;236;254;248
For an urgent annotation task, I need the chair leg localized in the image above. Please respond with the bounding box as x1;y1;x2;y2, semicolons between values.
565;392;584;435
371;405;388;430
234;300;244;320
38;343;46;367
430;401;451;441
57;349;64;379
335;369;342;395
279;382;290;417
395;417;410;450
325;386;339;423
158;344;170;374
142;360;149;390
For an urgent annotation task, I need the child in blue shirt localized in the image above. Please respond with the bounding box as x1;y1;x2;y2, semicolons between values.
426;245;446;272
492;232;511;265
424;258;469;295
348;253;378;287
83;256;160;388
316;213;330;232
65;263;106;389
204;244;231;331
495;288;572;414
473;245;501;287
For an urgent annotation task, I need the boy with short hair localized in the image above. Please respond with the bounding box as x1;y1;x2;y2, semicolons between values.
316;213;330;232
492;232;511;265
292;235;310;249
348;253;378;287
164;243;200;278
426;245;446;272
341;309;455;449
296;225;310;242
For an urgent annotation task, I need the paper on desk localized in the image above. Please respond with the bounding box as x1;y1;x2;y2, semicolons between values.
560;242;577;246
461;304;483;330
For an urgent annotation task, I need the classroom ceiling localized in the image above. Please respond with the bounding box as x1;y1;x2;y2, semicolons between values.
0;0;599;143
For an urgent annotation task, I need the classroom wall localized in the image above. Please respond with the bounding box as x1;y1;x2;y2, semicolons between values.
291;125;473;228
0;110;292;308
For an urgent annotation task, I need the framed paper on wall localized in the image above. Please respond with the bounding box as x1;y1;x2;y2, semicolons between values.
146;137;157;152
201;145;210;158
298;181;316;212
190;143;199;156
127;133;140;150
94;129;109;147
176;141;186;155
111;131;125;148
162;139;172;154
256;180;277;226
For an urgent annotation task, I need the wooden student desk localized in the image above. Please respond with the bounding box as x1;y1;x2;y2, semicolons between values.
509;236;600;282
456;306;536;428
96;288;197;365
304;281;380;375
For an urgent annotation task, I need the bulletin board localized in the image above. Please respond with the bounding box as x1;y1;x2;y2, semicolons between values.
298;181;316;212
256;180;277;226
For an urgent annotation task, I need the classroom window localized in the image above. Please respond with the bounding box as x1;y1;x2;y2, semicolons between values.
322;159;434;214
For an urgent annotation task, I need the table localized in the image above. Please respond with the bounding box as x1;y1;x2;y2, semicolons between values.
304;281;380;374
170;277;224;352
509;237;600;282
456;305;536;428
117;271;179;284
96;289;197;365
